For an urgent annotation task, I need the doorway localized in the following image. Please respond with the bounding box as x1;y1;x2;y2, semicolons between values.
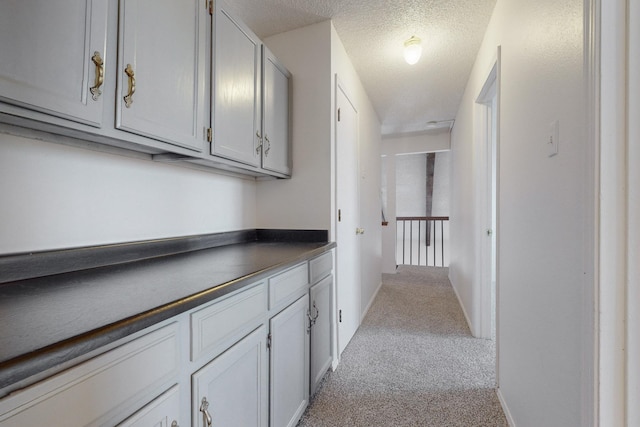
476;53;499;344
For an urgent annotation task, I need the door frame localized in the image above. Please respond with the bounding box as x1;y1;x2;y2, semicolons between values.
474;48;501;347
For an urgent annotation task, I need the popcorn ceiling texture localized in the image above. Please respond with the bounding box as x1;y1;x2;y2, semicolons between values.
226;0;497;135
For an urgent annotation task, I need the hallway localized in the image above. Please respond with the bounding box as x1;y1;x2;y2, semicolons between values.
298;266;507;426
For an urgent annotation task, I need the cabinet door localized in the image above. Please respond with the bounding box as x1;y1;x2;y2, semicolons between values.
0;0;108;126
261;47;291;176
211;1;261;167
118;385;181;427
116;0;206;151
270;295;309;427
309;274;333;396
192;326;268;427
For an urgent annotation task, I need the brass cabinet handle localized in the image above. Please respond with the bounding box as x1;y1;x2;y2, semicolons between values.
264;135;271;156
124;64;136;108
200;397;212;427
90;51;104;101
255;130;263;155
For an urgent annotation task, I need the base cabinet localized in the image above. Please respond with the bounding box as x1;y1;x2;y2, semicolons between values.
269;295;310;427
118;385;181;427
0;252;334;427
192;326;268;427
309;274;333;396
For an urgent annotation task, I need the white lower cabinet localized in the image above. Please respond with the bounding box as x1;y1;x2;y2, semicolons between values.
118;385;181;427
309;274;333;396
0;253;334;427
192;326;268;427
0;324;180;427
269;295;310;427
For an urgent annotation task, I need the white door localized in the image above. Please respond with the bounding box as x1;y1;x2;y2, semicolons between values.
192;326;268;427
335;81;361;355
212;2;261;166
116;0;206;151
261;46;291;176
0;0;108;126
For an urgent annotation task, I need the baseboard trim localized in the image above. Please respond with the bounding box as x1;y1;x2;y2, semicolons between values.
497;388;516;427
361;280;383;322
450;277;476;337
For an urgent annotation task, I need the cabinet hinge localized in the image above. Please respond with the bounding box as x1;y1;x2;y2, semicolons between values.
339;309;342;323
338;209;341;222
337;108;341;122
267;332;272;350
206;127;212;143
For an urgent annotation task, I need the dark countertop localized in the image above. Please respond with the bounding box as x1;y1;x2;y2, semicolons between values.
0;231;335;391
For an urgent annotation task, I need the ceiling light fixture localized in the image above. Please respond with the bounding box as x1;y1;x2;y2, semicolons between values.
403;36;422;65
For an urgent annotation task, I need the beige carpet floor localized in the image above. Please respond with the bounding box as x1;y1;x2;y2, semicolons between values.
297;266;508;427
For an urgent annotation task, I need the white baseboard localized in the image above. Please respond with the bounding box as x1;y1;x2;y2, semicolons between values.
361;280;383;322
450;277;476;337
497;388;516;427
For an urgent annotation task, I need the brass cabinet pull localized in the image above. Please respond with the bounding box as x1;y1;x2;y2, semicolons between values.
90;51;104;101
264;135;271;156
200;397;212;427
124;64;136;108
255;130;263;155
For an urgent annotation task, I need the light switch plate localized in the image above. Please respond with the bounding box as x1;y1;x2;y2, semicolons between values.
548;120;559;157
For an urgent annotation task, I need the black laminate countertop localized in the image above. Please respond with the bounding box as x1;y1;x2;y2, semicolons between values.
0;230;335;391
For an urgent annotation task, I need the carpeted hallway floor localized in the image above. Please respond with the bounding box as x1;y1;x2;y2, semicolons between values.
297;266;508;426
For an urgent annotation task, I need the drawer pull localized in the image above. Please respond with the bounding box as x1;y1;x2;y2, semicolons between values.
200;397;213;427
171;421;179;427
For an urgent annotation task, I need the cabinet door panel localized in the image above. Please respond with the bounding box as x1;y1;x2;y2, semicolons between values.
0;0;107;126
262;47;291;176
310;274;333;396
192;326;268;427
212;4;261;166
270;296;309;427
118;385;180;427
116;0;205;151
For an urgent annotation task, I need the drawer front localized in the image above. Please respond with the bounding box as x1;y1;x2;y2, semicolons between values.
309;251;333;284
268;263;309;311
191;282;266;362
0;323;179;427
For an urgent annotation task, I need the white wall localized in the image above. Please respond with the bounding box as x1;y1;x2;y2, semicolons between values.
0;133;256;254
432;151;450;217
449;0;589;425
330;23;383;318
257;22;332;232
395;154;426;216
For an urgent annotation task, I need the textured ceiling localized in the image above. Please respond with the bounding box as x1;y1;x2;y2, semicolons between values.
227;0;497;136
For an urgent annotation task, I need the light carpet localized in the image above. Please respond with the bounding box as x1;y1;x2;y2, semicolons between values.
297;266;508;427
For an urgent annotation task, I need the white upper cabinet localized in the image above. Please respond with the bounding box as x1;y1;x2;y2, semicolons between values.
211;1;261;167
0;0;108;127
116;0;206;152
261;47;291;176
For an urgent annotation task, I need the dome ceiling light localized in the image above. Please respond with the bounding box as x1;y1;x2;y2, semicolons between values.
403;36;422;65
